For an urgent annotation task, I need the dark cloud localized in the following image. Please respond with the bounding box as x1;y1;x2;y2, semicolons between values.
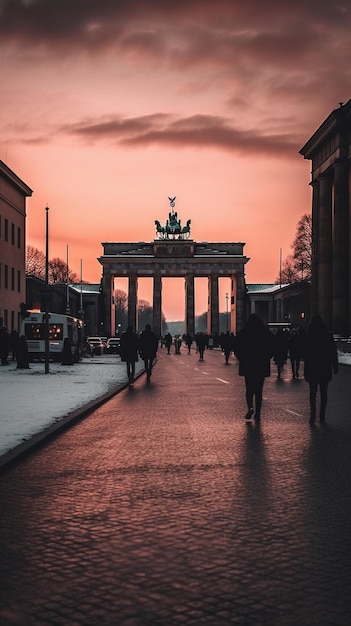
58;112;301;158
0;0;349;59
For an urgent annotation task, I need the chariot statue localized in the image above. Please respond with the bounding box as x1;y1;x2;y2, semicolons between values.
155;197;191;240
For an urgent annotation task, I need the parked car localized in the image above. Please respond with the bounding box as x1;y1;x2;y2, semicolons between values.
106;337;121;354
100;336;108;352
86;337;104;355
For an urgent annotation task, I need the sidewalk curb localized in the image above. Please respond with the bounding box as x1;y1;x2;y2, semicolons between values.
0;370;144;472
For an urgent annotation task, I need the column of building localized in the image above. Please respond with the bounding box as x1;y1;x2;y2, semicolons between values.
128;274;138;332
152;274;162;338
102;271;113;337
311;179;319;317
207;274;219;336
185;273;195;336
333;159;350;334
317;174;333;328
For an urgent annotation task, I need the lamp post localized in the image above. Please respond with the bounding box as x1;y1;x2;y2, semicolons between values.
225;292;229;332
44;206;50;374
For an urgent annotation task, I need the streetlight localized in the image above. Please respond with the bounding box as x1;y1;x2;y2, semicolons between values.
44;206;50;374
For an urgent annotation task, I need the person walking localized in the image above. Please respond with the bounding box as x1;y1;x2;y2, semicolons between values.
138;324;159;380
273;327;289;379
196;332;207;361
164;332;172;354
221;330;233;364
233;314;275;421
303;315;338;425
120;326;139;384
0;322;10;366
288;327;302;379
184;332;193;354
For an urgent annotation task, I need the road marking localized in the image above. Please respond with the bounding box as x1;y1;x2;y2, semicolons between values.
216;378;230;384
284;409;303;417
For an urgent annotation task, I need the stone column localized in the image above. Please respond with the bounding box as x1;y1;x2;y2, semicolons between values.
102;270;112;337
230;274;237;335
333;159;350;334
128;274;138;332
311;179;319;316
236;272;247;332
207;274;219;336
153;273;162;338
317;174;333;328
185;273;195;336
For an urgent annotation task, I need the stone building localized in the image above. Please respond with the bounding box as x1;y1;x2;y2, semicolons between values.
0;161;32;331
300;100;351;335
98;211;249;338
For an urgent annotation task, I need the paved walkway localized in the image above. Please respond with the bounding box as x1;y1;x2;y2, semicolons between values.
1;349;351;625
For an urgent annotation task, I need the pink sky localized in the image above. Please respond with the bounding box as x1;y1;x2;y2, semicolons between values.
1;0;350;320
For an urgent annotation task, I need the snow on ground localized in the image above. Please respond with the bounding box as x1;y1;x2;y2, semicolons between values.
0;351;350;461
0;354;144;458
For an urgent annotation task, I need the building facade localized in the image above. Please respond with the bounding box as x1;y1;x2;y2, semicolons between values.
0;161;32;331
300;100;351;335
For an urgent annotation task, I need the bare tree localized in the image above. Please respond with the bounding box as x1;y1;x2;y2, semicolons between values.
25;246;46;280
276;214;312;283
49;257;79;284
292;213;312;281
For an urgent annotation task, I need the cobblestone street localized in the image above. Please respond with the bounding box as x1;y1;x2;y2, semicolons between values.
1;349;351;625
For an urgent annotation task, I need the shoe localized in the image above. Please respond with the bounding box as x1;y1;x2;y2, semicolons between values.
254;413;261;421
245;408;254;420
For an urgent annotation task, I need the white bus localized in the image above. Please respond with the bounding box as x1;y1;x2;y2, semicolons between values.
20;311;84;362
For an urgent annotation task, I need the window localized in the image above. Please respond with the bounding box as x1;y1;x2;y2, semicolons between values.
11;267;15;290
5;219;8;242
17;227;21;249
17;270;21;292
4;265;8;289
11;223;15;245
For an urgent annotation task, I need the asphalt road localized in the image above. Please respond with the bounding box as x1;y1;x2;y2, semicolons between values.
1;348;351;625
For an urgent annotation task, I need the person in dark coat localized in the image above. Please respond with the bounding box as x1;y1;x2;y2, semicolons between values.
9;329;19;361
273;328;289;379
196;332;207;361
221;331;233;364
0;324;10;366
138;324;158;380
303;315;338;425
288;327;302;379
120;326;139;383
233;314;275;421
164;332;172;354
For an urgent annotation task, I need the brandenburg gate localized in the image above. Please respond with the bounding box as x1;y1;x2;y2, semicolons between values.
98;199;249;337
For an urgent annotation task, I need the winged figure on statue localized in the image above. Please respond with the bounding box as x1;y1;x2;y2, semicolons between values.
155;197;191;240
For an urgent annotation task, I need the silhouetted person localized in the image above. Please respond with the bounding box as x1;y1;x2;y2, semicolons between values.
233;314;275;421
62;337;73;365
9;329;19;361
184;332;193;354
273;328;289;379
221;331;233;364
164;332;172;354
174;335;182;354
16;335;30;369
138;324;158;380
196;332;207;361
0;324;10;366
289;327;302;379
120;326;139;384
303;315;338;425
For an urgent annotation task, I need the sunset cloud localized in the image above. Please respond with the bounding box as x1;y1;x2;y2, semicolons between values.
1;0;350;313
